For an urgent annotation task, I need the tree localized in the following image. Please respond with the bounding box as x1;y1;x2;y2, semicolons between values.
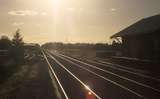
12;29;24;46
12;29;24;64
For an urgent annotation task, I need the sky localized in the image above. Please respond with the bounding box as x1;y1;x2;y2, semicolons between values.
0;0;160;44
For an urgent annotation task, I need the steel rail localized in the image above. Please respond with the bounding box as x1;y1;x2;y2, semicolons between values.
96;60;160;82
52;52;147;99
46;52;102;99
41;49;69;99
53;52;160;93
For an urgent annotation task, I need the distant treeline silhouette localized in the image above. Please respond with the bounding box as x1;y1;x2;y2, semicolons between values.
42;41;121;51
42;41;122;58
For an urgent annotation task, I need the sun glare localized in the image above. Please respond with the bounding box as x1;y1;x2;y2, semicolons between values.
85;85;91;91
88;92;92;95
53;0;59;18
52;0;61;33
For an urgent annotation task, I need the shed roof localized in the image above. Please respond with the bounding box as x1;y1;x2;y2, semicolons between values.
111;14;160;38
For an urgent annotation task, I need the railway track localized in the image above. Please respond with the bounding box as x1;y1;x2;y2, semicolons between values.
41;49;160;99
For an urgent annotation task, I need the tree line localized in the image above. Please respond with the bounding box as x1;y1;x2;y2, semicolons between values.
42;41;122;51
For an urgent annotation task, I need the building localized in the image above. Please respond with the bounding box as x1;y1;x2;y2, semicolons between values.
111;15;160;61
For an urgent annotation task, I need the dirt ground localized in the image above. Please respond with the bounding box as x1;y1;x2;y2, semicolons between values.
0;61;60;99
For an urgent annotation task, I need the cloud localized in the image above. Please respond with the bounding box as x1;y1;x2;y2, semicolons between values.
110;8;117;12
8;10;38;16
8;10;48;16
12;22;24;26
67;8;75;11
66;7;85;13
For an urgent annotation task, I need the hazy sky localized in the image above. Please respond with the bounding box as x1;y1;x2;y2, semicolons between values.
0;0;160;44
